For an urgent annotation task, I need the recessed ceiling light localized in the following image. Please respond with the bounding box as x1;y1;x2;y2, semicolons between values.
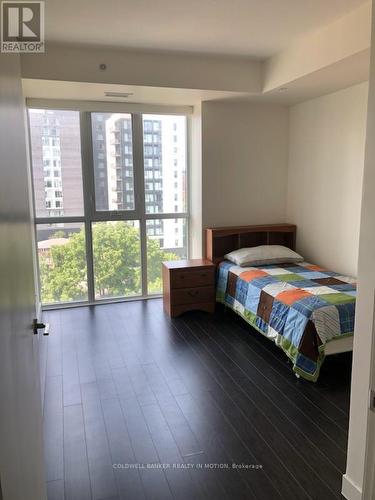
104;91;134;98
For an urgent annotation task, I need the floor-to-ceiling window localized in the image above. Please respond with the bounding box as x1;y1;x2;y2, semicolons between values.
28;107;189;307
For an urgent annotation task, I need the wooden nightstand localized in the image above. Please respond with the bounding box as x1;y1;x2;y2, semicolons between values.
162;259;216;318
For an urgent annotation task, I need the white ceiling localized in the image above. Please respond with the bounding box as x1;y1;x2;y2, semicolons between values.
22;53;369;106
262;49;370;104
22;79;248;106
45;0;367;58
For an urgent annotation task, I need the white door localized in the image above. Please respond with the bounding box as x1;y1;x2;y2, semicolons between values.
363;345;375;499
0;55;46;500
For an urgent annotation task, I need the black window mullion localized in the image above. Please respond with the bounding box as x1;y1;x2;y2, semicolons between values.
80;111;95;302
132;113;148;296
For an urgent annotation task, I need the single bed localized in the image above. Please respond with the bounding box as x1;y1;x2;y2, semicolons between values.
206;224;356;381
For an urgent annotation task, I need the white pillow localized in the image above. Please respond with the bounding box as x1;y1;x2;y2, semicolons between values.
224;245;304;267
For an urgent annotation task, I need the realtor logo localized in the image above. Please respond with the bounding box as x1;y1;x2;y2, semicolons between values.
1;1;44;52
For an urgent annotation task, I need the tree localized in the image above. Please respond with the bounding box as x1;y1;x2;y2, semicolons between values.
40;228;87;303
39;222;178;303
49;230;65;239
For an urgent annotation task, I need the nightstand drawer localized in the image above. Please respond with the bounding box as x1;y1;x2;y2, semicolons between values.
171;286;215;306
171;268;214;289
162;259;215;317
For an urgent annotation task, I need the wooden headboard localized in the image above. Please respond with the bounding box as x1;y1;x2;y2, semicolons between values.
205;224;297;264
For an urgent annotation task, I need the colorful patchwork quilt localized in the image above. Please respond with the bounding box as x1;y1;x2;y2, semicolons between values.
216;261;356;381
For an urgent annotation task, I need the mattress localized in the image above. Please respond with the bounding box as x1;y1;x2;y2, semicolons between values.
216;260;356;381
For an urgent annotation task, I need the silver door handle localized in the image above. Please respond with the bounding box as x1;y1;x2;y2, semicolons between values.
33;319;50;336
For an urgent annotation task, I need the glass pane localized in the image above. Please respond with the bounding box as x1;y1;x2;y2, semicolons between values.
92;221;141;299
29;109;84;217
146;218;187;294
91;113;134;211
143;115;187;214
36;223;87;304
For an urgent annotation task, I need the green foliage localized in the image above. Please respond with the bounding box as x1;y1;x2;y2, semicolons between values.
39;222;178;303
49;230;65;239
92;222;142;298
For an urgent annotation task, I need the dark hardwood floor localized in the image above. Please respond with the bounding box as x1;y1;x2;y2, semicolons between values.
41;299;352;500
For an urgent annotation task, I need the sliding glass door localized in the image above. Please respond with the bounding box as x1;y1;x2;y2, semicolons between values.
28;107;189;306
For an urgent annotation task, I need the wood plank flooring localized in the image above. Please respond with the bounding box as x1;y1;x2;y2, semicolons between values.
42;299;352;500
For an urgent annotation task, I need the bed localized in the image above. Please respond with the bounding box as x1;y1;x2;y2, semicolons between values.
206;224;356;381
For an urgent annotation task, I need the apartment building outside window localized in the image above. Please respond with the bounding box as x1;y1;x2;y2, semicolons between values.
28;108;189;306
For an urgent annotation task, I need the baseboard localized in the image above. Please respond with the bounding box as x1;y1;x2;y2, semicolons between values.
342;474;362;500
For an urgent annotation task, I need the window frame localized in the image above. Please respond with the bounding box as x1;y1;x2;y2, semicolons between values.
27;101;191;308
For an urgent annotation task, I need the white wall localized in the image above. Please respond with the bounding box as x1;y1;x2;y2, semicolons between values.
286;82;368;277
21;43;262;93
202;101;289;229
190;103;203;258
343;4;375;499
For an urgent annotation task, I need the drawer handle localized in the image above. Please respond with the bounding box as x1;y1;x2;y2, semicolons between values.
188;290;199;297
